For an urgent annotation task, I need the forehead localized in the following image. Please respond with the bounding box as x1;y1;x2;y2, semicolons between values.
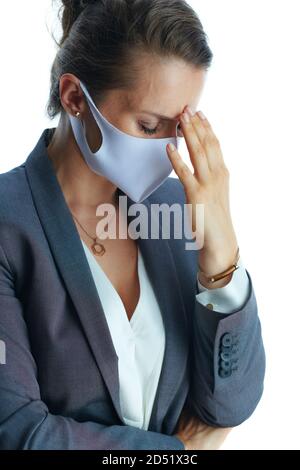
126;57;207;118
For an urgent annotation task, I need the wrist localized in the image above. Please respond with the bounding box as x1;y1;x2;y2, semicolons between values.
198;243;238;273
198;270;233;289
197;244;239;289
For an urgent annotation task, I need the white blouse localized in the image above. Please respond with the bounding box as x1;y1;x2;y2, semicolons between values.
81;239;165;431
81;238;250;431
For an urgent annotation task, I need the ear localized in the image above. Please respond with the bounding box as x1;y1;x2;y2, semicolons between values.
59;73;86;116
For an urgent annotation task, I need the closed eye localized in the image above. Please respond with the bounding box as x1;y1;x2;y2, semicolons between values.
139;123;159;135
138;122;182;136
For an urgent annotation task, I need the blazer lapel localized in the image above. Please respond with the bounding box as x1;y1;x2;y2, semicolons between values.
24;128;189;432
25;129;123;422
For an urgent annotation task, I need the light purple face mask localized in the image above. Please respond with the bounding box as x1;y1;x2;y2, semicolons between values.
69;80;183;203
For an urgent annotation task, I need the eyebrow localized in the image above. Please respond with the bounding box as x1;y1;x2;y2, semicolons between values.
139;110;181;122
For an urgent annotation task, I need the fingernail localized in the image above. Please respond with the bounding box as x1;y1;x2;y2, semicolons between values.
197;110;206;120
186;106;194;117
168;143;176;152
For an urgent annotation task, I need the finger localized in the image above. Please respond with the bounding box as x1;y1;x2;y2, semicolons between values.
189;109;226;171
179;112;210;181
188;108;210;143
166;143;196;192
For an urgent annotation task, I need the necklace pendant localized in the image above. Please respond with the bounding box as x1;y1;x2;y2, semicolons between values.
91;241;106;256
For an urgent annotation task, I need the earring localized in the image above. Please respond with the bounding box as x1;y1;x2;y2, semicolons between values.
75;111;81;117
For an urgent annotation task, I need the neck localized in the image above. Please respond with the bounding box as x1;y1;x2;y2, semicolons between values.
46;113;118;215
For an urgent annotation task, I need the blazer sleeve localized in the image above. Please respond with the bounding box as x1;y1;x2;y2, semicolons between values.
0;243;184;450
187;267;266;427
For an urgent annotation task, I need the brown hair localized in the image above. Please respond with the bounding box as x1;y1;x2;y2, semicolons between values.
47;0;213;119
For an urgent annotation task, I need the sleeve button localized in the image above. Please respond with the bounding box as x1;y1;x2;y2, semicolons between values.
220;351;231;361
220;360;232;371
219;368;232;378
221;333;233;348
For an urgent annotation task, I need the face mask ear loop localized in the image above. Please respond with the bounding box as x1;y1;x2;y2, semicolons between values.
80;81;101;124
81;116;87;144
79;83;104;154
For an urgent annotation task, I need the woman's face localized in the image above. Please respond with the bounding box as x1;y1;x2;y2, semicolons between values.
62;57;207;152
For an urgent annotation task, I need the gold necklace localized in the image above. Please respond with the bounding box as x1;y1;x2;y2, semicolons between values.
71;209;117;257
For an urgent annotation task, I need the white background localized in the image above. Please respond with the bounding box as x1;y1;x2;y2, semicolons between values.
0;0;300;450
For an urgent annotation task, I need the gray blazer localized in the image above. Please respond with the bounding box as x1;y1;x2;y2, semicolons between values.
0;128;265;450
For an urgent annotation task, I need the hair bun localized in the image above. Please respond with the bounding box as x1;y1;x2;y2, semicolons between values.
60;0;100;48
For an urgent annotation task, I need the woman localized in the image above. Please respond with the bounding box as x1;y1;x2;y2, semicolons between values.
0;0;265;450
